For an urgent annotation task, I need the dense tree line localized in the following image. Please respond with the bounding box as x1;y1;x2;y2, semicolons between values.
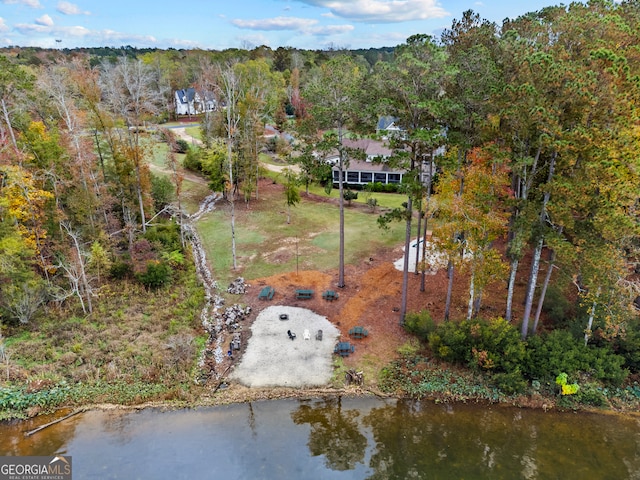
0;1;638;370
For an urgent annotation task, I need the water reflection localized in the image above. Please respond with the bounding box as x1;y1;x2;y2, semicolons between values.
292;397;367;471
1;397;640;479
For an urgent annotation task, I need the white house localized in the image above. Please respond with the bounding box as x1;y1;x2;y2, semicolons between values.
327;138;437;188
376;115;403;137
175;88;216;116
326;138;442;187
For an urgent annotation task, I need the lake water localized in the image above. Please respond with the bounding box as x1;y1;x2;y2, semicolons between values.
2;396;640;479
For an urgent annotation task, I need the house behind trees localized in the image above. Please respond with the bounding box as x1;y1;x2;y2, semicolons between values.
174;88;216;116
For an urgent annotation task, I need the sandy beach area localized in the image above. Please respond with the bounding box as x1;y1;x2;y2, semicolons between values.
229;305;340;388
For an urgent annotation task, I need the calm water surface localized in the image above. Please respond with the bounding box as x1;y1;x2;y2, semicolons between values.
1;397;640;479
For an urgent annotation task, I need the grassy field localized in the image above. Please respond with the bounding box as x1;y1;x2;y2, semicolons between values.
145;137;418;286
196;186;415;286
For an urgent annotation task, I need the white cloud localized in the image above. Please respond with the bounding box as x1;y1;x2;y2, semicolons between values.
309;24;354;36
13;22;158;46
232;15;355;38
0;17;9;32
56;1;90;15
232;16;319;31
294;0;449;23
35;14;53;26
1;0;42;7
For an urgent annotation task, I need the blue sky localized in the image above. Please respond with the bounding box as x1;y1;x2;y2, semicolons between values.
0;0;565;50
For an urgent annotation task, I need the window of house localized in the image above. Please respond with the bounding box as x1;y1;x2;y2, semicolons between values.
374;173;387;183
347;171;360;183
361;172;373;183
388;173;401;184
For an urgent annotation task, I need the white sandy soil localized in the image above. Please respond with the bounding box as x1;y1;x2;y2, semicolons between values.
393;238;448;273
229;306;340;388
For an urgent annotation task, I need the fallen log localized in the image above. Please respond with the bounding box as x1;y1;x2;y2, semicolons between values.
25;409;83;437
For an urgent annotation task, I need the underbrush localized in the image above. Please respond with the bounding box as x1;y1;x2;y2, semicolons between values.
0;264;206;419
381;314;640;412
379;354;505;403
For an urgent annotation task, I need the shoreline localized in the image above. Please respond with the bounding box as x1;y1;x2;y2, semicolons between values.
8;379;640;428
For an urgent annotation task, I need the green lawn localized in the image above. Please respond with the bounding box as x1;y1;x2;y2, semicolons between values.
145;138;419;286
196;189;416;286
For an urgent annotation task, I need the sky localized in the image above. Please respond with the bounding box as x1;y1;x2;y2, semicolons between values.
0;0;567;51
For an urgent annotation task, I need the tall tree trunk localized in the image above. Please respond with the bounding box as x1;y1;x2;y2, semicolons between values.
228;137;237;270
584;287;601;346
444;260;454;321
61;223;93;314
467;270;475;320
1;99;18;154
337;126;346;288
521;152;556;339
505;258;519;322
532;249;556;334
135;171;147;233
505;146;541;321
420;158;433;292
399;196;413;325
414;200;422;275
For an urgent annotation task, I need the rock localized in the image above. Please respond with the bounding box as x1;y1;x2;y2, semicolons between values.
227;277;248;294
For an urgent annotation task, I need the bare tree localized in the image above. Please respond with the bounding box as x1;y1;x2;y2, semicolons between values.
100;56;163;232
216;63;242;270
59;222;94;314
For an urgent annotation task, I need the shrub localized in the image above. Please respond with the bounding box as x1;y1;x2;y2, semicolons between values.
611;318;640;373
144;222;182;252
492;369;527;395
364;182;399;193
137;261;172;289
343;189;358;205
151;174;175;210
524;330;628;386
175;139;189;154
403;310;436;341
575;383;608;407
109;260;133;280
542;284;574;327
183;148;203;172
428;318;526;374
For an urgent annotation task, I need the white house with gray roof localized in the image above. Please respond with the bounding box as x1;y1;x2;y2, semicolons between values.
175;88;216;116
328;138;437;188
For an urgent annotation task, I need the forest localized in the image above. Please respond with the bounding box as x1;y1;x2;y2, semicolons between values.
0;0;639;414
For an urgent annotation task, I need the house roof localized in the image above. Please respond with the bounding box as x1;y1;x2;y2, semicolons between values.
342;138;393;158
376;115;400;131
176;88;196;104
340;158;405;173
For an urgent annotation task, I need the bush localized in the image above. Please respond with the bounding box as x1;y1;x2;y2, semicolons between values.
575;383;608;407
136;261;172;289
144;222;182;252
151;174;175;210
428;318;526;374
343;189;358;205
542;284;574;327
524;330;628;386
183;148;203;172
175;139;189;154
109;260;133;280
611;317;640;373
403;310;436;341
492;369;527;395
